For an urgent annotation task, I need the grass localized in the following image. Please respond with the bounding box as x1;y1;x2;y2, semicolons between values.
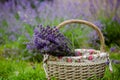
0;57;46;80
0;53;120;80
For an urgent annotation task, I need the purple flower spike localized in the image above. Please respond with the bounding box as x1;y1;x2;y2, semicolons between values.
110;47;116;52
27;25;74;57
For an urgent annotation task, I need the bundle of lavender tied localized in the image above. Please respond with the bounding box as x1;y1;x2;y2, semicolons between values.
27;25;75;57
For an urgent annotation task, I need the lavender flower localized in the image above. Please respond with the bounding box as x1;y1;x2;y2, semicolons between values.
112;59;120;64
27;25;74;56
109;0;114;10
110;47;116;52
89;0;96;17
0;0;119;50
88;20;104;49
9;35;16;41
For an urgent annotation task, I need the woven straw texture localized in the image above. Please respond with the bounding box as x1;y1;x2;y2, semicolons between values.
45;19;107;80
47;61;106;80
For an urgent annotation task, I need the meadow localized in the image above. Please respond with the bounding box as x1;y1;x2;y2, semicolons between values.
0;0;120;80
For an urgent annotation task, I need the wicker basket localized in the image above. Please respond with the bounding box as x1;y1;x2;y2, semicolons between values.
43;19;108;80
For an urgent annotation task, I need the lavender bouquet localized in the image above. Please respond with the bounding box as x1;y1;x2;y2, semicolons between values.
27;25;74;57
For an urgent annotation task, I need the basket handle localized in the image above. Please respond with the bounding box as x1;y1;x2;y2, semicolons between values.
56;19;106;52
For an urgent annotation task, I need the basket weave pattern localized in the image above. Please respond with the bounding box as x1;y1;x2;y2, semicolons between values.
44;19;107;80
47;62;106;80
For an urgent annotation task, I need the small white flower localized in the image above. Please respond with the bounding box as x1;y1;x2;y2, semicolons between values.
14;71;19;76
93;54;98;58
83;55;87;59
100;52;107;57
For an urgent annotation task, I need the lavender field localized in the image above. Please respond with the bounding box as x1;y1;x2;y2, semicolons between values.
0;0;120;80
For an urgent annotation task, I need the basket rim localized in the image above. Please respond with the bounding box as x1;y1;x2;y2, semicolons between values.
47;59;106;66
